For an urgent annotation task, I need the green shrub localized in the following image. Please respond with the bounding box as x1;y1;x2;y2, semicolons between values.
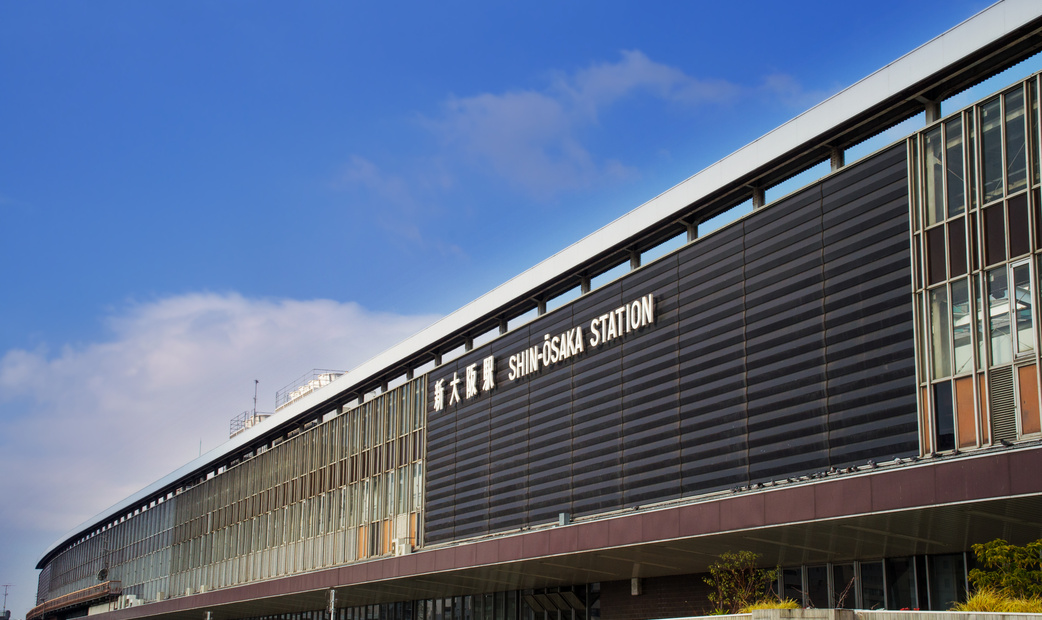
968;538;1042;598
950;539;1042;612
703;551;779;615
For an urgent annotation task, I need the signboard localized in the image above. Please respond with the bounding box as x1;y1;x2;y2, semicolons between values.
431;293;655;411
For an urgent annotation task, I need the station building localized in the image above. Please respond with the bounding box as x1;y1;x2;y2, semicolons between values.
29;2;1042;619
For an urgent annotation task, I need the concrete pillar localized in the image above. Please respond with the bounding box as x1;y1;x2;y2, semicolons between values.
751;184;766;209
830;145;845;171
924;99;942;124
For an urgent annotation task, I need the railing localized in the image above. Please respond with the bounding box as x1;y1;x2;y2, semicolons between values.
229;410;273;438
275;369;345;411
27;581;121;620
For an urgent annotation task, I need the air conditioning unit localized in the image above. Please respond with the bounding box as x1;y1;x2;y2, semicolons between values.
392;537;412;556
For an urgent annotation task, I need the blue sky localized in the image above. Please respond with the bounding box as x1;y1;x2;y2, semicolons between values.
0;0;1025;616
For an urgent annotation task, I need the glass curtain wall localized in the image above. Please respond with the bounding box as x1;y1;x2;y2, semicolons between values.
38;378;427;605
778;555;967;610
909;76;1042;454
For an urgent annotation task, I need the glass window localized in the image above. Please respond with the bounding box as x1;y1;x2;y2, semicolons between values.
910;139;921;231
832;564;857;609
934;381;956;452
927;226;947;285
860;562;886;610
1031;79;1041;187
925;126;945;225
930;287;952;379
984;203;1006;265
951;279;973;375
970;210;980;271
946;117;965;217
805;566;829;609
914;236;923;290
780;568;803;606
1008;193;1031;258
989;267;1013;366
1035;189;1042;250
948;218;967;278
1006;87;1028;195
928;554;966;611
975;276;986;368
981;97;1004;203
967;113;978;210
1013;262;1034;354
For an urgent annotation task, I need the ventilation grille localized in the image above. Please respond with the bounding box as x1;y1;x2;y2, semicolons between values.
990;366;1017;442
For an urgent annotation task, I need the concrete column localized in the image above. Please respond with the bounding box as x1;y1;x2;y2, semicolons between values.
830;145;845;171
924;99;941;124
751;184;765;209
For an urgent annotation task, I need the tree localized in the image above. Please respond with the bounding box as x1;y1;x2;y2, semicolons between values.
968;539;1042;598
703;551;778;614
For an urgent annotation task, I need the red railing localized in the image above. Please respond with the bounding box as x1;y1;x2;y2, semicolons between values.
27;581;121;620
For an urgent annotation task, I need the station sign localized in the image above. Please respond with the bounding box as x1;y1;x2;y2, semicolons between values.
431;293;655;411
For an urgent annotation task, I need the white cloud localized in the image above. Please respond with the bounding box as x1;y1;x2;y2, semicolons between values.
560;50;740;119
438;90;612;198
758;73;835;110
430;50;751;198
331;156;465;258
0;293;437;600
331;52;823;207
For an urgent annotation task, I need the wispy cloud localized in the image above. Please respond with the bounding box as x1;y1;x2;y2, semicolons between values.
331;155;464;258
328;52;826;211
558;50;740;119
758;73;835;111
436;89;617;198
0;293;437;589
428;50;822;199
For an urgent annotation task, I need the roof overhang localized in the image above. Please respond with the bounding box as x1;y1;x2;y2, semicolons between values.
87;447;1042;620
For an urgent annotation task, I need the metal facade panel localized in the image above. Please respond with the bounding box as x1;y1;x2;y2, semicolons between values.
744;192;829;482
821;145;918;466
423;144;918;543
676;223;750;496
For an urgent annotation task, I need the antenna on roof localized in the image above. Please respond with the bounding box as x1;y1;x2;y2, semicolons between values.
253;379;259;415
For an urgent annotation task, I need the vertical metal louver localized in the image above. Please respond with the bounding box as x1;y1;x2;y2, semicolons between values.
990;366;1017;442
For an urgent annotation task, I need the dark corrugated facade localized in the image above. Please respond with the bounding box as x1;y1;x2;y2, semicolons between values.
424;143;919;545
